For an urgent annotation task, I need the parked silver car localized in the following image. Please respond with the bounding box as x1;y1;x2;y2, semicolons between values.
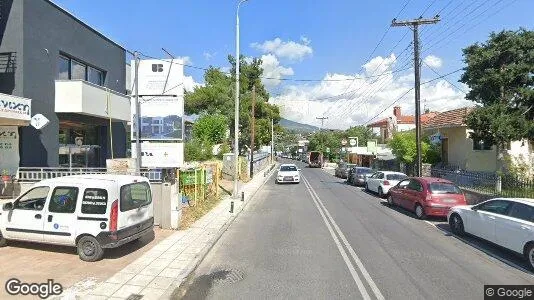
347;167;374;186
335;163;357;179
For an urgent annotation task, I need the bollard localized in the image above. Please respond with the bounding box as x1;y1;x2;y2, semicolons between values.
241;191;245;202
230;201;234;213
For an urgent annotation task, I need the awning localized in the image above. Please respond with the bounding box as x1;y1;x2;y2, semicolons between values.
0;93;31;126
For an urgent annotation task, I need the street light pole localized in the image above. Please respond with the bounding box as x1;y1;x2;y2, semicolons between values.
234;0;248;199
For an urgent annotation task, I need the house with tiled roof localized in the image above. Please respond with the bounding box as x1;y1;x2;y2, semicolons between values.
424;107;533;173
367;106;437;142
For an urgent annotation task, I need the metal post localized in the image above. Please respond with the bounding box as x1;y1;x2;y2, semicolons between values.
134;51;142;174
250;85;255;178
271;118;274;163
234;0;247;199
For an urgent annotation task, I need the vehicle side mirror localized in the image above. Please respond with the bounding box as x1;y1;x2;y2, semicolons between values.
3;202;13;211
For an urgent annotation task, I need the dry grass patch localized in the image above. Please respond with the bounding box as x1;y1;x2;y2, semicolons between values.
179;193;222;230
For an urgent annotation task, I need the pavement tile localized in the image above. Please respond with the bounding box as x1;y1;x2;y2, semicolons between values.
112;284;144;298
121;263;147;274
149;258;172;268
127;274;155;287
79;295;108;300
158;252;181;260
105;272;136;285
90;282;122;297
139;264;167;276
139;287;166;300
132;255;157;266
158;267;186;278
147;276;175;290
168;259;188;269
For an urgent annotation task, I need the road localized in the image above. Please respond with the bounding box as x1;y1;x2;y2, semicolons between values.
174;161;534;299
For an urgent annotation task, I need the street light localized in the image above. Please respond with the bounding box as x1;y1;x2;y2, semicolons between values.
234;0;248;199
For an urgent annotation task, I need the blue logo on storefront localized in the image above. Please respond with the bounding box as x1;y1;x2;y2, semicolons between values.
53;223;59;229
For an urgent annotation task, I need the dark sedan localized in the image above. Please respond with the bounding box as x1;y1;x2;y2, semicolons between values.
347;167;374;186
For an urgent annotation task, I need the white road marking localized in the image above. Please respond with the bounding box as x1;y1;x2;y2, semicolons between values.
423;220;534;276
303;175;384;300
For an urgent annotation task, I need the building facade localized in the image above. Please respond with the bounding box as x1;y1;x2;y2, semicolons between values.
0;0;129;171
367;106;437;142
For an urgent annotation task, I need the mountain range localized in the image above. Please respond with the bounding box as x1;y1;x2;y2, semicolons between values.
279;118;320;132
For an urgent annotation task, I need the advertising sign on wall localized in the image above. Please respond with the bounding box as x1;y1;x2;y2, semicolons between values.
0;126;19;175
0;94;31;125
131;142;184;168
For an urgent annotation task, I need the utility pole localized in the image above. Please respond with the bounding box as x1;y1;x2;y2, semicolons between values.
316;116;328;152
392;16;439;177
134;51;142;174
271;118;274;163
250;85;255;177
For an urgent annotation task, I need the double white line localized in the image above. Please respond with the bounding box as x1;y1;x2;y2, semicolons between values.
302;175;384;300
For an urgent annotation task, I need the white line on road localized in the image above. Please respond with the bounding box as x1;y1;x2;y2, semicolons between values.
303;175;384;300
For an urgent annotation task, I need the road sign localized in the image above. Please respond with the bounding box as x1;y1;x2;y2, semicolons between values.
430;133;442;145
349;138;357;146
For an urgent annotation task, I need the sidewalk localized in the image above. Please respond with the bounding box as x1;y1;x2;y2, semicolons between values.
59;164;278;300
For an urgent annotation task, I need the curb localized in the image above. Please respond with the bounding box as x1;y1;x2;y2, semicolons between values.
161;163;278;299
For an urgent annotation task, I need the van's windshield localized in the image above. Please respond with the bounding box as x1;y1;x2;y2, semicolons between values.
120;182;152;212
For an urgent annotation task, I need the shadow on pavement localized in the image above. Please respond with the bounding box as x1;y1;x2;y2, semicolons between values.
378;201;447;222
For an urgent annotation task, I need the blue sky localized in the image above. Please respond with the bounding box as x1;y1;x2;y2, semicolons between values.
53;0;534;128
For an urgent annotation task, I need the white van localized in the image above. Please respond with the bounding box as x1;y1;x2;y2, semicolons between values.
0;174;154;262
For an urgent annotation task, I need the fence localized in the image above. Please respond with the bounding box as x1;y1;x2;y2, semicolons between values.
179;163;220;207
431;168;534;198
16;167;163;182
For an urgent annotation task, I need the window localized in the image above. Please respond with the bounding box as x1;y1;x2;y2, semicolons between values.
87;66;104;85
81;189;108;214
476;200;512;215
356;168;373;174
407;179;423;192
120;182;152;212
386;174;408;181
473;138;492;150
71;59;86;80
57;55;106;86
429;183;462;194
49;187;79;214
57;56;70;80
14;186;50;211
398;179;410;188
508;203;534;222
280;165;297;171
377;173;384;179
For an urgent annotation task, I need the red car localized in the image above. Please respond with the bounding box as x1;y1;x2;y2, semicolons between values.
387;177;467;219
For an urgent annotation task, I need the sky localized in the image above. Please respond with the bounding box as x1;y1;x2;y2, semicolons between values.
53;0;533;129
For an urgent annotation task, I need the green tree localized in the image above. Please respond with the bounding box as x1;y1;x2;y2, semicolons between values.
192;114;228;145
460;29;534;156
388;132;437;165
185;55;280;152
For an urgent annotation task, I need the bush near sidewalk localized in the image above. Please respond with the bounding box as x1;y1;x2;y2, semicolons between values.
179;192;222;230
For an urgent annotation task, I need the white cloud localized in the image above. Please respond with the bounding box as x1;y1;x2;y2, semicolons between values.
203;51;216;61
183;75;202;93
251;37;313;61
269;55;472;129
423;55;443;68
178;56;193;65
260;54;294;88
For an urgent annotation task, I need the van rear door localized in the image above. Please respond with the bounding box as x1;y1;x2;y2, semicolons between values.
118;181;153;230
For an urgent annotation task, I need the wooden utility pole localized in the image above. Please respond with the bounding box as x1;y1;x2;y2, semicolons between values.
250;85;256;177
316;116;328;152
392;16;439;177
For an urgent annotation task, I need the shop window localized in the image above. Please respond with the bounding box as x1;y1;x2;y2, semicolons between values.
473;138;492;150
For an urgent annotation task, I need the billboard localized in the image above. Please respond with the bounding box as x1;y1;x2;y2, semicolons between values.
131;142;184;168
131;59;185;141
132;59;184;96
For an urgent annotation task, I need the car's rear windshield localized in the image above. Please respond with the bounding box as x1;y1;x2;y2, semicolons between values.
429;182;462;194
280;166;297;171
120;182;152;212
386;174;408;180
356;168;373;174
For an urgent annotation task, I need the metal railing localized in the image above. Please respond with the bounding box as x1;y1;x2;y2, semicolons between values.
431;168;534;198
17;167;163;183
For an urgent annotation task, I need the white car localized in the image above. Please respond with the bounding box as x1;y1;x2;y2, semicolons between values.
365;171;408;198
448;198;534;270
276;164;301;184
0;175;154;262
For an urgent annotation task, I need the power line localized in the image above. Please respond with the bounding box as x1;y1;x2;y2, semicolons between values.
422;60;467;94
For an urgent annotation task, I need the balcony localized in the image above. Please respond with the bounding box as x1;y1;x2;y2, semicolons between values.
55;80;130;121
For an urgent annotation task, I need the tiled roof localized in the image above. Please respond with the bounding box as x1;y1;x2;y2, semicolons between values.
367;112;438;128
423;107;476;129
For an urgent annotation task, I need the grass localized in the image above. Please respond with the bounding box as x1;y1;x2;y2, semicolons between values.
179;193;222;230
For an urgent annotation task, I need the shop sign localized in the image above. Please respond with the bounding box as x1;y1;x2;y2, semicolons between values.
0;94;31;121
131;142;184;168
0;126;19;176
430;133;442;145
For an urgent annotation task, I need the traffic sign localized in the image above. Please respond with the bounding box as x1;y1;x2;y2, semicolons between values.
349;139;357;146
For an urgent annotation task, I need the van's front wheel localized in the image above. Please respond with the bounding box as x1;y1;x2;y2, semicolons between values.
77;236;104;262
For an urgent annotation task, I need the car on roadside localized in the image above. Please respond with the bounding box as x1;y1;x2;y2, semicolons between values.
387;177;466;219
347;167;374;186
365;171;408;198
0;174;154;262
276;164;301;184
335;162;357;179
448;198;534;270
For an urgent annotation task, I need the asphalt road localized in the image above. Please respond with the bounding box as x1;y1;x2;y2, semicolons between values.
175;160;534;300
